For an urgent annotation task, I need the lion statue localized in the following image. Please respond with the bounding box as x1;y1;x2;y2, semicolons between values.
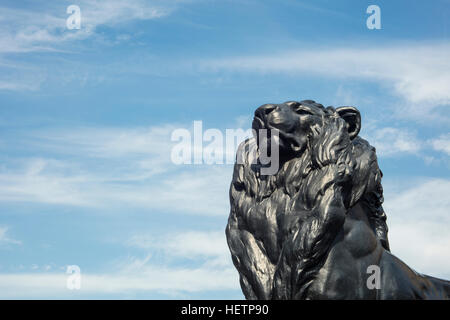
226;100;450;300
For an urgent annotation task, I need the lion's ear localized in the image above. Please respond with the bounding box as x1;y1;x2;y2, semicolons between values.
336;106;361;140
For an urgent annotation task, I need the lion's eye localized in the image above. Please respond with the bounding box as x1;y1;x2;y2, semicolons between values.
295;108;313;116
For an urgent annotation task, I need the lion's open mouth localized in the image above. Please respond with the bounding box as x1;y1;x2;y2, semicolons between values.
253;115;303;154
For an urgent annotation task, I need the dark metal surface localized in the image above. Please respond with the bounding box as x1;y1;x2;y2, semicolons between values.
226;100;450;300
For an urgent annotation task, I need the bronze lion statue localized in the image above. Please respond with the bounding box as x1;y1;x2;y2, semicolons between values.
226;100;450;299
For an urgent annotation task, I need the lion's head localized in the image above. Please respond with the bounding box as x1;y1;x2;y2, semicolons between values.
236;100;367;202
227;99;389;299
252;100;361;159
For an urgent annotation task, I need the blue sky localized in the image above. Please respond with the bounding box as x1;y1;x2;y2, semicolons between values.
0;0;449;299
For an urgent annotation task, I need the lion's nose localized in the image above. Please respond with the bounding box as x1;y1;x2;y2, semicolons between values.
255;104;277;119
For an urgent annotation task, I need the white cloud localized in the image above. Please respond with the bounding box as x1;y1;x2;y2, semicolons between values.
0;78;42;91
0;230;239;298
0;1;172;54
33;125;176;162
431;134;450;156
79;0;170;27
384;178;450;279
0;266;239;298
0;226;21;246
361;127;422;157
360;126;450;160
0;1;184;91
0;124;233;215
0;158;95;207
128;230;230;266
202;43;450;119
0;158;231;215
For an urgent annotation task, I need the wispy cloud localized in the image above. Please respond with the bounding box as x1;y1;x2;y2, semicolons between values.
431;134;450;156
0;1;173;54
360;123;450;161
79;0;170;27
128;230;230;266
0;230;239;298
0;158;231;215
0;124;233;215
384;178;450;279
0;1;183;91
32;125;177;165
0;226;22;246
201;43;450;120
0;266;239;298
361;127;422;157
0;158;95;207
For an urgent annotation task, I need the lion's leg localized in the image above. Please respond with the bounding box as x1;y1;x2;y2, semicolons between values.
226;218;276;300
272;164;349;299
293;185;347;299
